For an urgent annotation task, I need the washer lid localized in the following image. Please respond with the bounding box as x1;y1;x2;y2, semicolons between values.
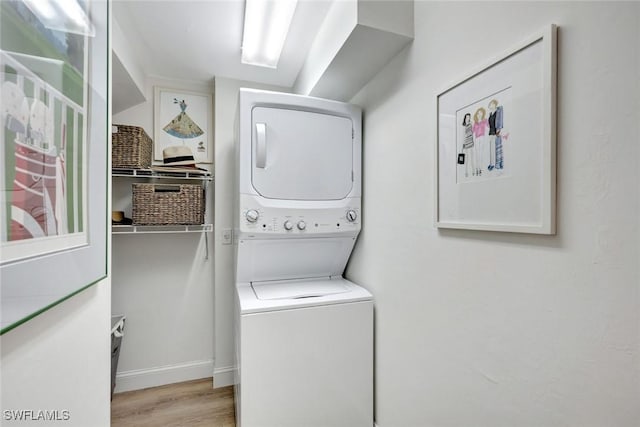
252;278;350;300
237;277;372;314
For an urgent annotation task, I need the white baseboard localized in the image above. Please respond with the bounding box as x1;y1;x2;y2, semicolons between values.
213;365;236;388
114;359;214;393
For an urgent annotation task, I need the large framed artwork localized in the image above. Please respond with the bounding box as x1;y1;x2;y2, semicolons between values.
0;0;108;334
154;86;213;164
435;24;557;234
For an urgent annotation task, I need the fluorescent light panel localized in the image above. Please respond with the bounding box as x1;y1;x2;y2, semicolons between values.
242;0;298;68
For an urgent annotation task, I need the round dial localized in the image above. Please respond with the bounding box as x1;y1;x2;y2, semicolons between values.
245;209;259;223
283;220;293;231
297;220;306;230
346;210;358;222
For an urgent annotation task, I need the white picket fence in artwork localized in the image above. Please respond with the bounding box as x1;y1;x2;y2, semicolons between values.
1;50;86;241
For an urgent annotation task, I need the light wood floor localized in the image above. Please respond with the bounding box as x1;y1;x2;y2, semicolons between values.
111;378;235;427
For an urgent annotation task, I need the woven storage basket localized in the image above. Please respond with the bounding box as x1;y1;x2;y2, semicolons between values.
132;183;204;225
112;124;152;168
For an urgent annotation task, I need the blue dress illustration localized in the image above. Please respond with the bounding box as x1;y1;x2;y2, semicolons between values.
163;98;204;139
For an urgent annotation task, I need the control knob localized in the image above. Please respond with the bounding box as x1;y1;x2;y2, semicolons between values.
346;210;357;222
245;209;259;223
283;220;293;231
297;220;307;230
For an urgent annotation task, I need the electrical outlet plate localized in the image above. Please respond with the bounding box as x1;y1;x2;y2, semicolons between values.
222;228;233;245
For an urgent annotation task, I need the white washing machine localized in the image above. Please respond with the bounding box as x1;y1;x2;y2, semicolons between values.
234;89;373;427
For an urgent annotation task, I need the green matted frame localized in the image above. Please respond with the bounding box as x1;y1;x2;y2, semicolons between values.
0;0;108;334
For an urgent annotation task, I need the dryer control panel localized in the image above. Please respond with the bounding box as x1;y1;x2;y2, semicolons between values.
239;205;360;237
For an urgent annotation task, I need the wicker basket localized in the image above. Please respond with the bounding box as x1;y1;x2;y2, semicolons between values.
132;183;204;225
112;124;152;169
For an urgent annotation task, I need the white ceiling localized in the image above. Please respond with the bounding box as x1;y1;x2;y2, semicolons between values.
112;0;332;87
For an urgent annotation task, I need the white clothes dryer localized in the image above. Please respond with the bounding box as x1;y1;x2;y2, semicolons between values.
233;89;372;427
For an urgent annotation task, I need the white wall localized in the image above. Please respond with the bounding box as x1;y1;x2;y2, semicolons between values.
293;0;413;102
111;12;146;114
111;76;215;391
346;2;639;427
293;0;358;96
1;281;111;426
213;77;289;386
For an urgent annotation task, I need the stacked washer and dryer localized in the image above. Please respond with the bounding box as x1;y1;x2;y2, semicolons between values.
233;89;373;427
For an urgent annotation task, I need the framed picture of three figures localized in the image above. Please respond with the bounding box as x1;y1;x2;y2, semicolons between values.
436;24;557;235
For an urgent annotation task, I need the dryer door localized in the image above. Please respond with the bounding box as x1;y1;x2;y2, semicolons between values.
251;107;353;200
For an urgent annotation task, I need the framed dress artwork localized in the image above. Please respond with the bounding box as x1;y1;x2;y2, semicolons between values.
435;24;557;234
0;0;108;334
153;87;213;164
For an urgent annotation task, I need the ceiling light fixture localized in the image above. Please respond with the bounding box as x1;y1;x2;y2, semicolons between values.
241;0;298;68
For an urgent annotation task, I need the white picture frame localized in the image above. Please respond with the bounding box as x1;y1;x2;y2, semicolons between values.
153;86;213;164
435;24;557;234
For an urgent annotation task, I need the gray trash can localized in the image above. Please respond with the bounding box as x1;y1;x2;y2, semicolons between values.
111;315;126;400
